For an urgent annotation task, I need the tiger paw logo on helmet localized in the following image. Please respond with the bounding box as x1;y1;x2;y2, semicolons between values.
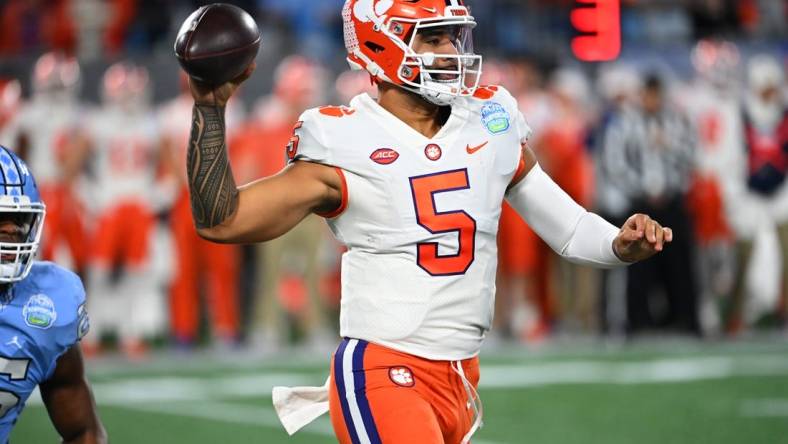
343;0;483;106
352;0;394;20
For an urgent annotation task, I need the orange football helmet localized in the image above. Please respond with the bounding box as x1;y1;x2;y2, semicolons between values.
691;39;741;91
101;62;151;109
32;52;80;99
0;79;21;129
342;0;482;105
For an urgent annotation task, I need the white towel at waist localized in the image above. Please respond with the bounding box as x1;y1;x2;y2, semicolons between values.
272;376;331;435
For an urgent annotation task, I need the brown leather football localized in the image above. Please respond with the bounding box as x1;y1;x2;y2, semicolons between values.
174;3;261;85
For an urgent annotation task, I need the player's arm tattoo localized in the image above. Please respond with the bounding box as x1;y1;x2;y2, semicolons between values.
187;105;239;229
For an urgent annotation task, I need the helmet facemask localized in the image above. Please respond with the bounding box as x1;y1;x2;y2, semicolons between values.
399;21;482;105
343;0;483;106
0;197;45;283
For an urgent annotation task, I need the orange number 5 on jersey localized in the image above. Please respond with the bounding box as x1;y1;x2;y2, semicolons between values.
409;169;476;276
286;121;304;161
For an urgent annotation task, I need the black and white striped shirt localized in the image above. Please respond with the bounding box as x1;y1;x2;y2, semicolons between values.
601;106;696;200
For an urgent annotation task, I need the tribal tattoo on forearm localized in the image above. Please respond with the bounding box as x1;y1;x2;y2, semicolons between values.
187;105;239;229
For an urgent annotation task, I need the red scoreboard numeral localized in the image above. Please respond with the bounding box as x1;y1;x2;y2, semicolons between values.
571;0;621;62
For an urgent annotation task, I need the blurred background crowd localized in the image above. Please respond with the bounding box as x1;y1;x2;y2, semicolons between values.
0;0;785;360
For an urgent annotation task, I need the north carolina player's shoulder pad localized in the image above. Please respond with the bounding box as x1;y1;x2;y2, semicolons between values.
286;105;360;167
21;262;89;349
468;85;533;144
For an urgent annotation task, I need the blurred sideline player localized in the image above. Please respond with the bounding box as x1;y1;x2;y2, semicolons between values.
593;63;641;335
158;73;243;347
535;69;598;334
678;40;740;334
493;59;552;341
0;79;21;147
82;62;165;357
185;1;673;442
234;55;332;348
725;54;787;331
13;53;89;276
0;145;106;443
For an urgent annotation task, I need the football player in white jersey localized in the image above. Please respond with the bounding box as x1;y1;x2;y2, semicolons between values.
184;1;672;442
0;79;21;148
678;40;742;334
13;53;89;275
158;73;244;348
82;62;164;358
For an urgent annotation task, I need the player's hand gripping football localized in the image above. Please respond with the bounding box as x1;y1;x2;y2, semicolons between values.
612;213;673;263
189;63;255;107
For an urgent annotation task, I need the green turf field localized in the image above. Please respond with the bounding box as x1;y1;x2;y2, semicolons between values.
12;339;788;443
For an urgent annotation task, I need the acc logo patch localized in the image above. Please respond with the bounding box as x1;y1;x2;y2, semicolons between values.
481;101;511;135
370;148;399;165
389;366;415;387
23;294;57;329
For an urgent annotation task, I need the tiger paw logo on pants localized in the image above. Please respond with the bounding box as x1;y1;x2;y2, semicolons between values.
389;366;415;387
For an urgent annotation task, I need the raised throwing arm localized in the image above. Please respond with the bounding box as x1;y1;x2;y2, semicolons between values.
186;65;343;244
188;103;239;230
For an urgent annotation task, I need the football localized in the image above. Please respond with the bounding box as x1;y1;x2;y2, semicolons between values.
174;3;261;85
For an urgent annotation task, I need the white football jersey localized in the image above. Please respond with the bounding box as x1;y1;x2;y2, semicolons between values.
86;106;159;210
290;86;530;360
679;82;744;176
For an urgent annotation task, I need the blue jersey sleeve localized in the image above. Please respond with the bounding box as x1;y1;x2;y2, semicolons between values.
24;263;89;379
54;267;89;350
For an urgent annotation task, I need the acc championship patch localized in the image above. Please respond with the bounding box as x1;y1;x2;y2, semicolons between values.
23;294;57;329
481;102;511;135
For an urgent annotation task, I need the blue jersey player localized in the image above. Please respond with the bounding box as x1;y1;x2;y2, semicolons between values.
0;146;105;443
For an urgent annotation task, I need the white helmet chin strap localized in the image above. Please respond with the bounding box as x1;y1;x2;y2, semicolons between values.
421;77;461;106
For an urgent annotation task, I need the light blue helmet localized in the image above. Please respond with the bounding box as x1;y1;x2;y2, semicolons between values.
0;145;45;282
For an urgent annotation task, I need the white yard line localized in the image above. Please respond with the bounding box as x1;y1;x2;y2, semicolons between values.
25;354;788;443
28;354;788;408
120;400;335;435
65;399;504;444
479;355;788;388
740;399;788;418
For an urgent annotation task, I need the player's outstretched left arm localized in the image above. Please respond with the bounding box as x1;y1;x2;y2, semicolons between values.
39;345;106;444
506;145;672;267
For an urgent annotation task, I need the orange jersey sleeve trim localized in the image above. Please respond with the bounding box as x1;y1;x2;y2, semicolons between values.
509;151;528;188
317;167;348;219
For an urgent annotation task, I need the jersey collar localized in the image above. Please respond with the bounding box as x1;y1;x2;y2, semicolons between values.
351;93;469;148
